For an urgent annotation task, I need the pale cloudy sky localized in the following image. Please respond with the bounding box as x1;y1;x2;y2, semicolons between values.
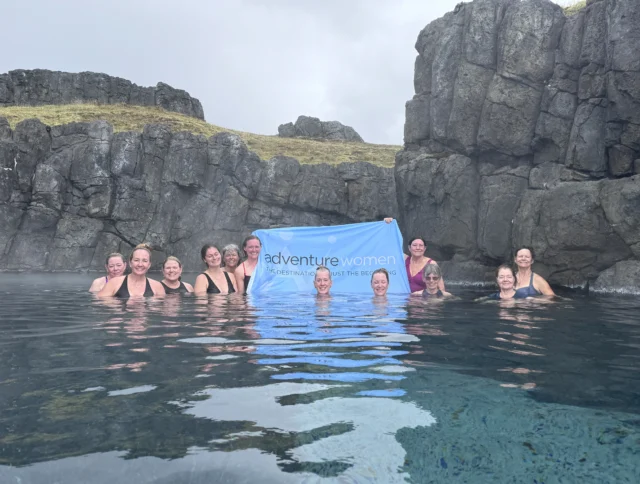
1;0;569;145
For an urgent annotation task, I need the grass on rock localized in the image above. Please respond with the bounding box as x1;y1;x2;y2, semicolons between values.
0;104;399;167
563;0;586;16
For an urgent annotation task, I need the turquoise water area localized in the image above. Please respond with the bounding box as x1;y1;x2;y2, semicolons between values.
0;274;638;483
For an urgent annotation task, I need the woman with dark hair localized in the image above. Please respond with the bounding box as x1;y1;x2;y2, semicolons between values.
513;247;555;297
221;244;242;274
412;264;452;298
194;244;237;295
486;264;521;300
403;236;445;293
89;253;127;293
234;235;261;294
98;244;165;297
161;256;194;294
371;268;390;297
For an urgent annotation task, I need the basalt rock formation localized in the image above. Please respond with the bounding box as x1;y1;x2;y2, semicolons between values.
0;69;205;120
278;116;364;142
396;0;640;290
0;118;395;272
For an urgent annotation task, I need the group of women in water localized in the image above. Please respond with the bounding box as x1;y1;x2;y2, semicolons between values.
90;230;555;301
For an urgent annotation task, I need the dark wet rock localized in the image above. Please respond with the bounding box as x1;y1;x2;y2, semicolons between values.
592;260;640;294
396;0;640;291
0;119;395;272
0;69;204;119
278;116;364;142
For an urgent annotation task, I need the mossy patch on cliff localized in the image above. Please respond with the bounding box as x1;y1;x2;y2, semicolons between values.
563;0;586;16
0;104;399;167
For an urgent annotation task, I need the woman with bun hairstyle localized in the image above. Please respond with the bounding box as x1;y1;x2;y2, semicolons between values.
98;244;165;297
89;253;127;293
161;256;194;294
194;244;237;295
234;235;261;294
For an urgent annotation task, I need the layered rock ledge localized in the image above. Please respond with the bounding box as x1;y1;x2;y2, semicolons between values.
0;69;204;120
0;118;396;272
397;0;640;290
279;116;364;142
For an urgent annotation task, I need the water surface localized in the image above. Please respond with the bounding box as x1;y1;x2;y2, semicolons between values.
0;274;638;483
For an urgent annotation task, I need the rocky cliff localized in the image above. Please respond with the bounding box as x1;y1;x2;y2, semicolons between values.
397;0;640;289
279;116;364;142
0;118;396;272
0;69;204;120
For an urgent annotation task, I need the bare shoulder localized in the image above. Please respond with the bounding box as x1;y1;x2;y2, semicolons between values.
97;275;125;296
148;278;165;295
184;282;194;292
533;273;555;296
403;253;409;260
89;277;105;293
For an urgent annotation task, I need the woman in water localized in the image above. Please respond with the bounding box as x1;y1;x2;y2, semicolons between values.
161;256;194;294
487;264;521;300
403;237;446;293
194;244;237;295
88;253;127;293
97;244;165;297
371;268;390;297
513;247;555;297
221;244;242;274
234;235;261;294
314;265;332;296
412;264;452;298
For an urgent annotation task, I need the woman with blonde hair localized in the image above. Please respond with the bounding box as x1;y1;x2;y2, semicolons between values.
161;256;194;294
98;244;165;297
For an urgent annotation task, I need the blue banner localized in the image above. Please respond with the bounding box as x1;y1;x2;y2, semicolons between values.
247;221;410;294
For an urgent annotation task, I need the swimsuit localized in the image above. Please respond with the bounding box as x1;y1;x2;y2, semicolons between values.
422;289;443;298
487;291;526;300
161;281;189;294
243;263;251;289
203;272;235;294
114;275;154;298
514;272;541;298
405;257;433;293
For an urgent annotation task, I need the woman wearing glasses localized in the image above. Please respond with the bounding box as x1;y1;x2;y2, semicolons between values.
412;264;452;298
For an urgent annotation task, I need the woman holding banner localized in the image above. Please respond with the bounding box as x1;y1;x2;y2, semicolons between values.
235;235;262;294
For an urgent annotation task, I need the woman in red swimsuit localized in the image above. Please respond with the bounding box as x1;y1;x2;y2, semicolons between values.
403;237;445;293
234;235;261;295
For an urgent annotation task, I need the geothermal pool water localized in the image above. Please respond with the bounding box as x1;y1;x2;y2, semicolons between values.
0;274;638;483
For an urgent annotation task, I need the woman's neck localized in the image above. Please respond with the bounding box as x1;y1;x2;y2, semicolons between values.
517;267;532;280
500;288;516;297
128;273;146;283
410;255;425;263
206;266;223;275
162;279;180;288
244;258;258;269
425;286;439;295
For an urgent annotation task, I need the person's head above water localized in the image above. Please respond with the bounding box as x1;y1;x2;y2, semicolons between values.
371;268;389;297
221;244;241;270
314;265;332;296
408;237;427;258
129;243;152;276
242;235;262;261
105;253;126;279
422;264;442;294
162;256;183;283
201;244;222;270
514;246;535;270
495;264;516;292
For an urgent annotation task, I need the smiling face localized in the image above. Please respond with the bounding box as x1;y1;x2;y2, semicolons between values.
204;247;222;269
371;272;389;296
314;269;332;295
163;260;182;283
244;239;261;261
105;256;126;279
223;250;240;270
129;249;151;276
515;248;533;270
497;267;515;292
423;271;440;293
408;239;426;258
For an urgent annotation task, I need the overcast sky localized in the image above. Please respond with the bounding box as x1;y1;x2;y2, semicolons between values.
2;0;570;145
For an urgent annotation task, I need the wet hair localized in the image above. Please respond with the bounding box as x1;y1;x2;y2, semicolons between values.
105;253;125;265
371;268;389;283
130;243;152;261
241;235;262;257
200;244;221;267
408;237;427;248
162;256;182;269
495;263;515;279
315;265;332;280
514;246;535;260
221;244;241;267
422;263;442;280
